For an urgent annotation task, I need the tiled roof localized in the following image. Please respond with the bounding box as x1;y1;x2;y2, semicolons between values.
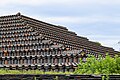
0;12;119;56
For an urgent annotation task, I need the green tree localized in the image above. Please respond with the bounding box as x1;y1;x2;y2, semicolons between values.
74;54;120;75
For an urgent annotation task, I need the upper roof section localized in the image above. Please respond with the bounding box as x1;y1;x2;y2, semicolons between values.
0;12;119;55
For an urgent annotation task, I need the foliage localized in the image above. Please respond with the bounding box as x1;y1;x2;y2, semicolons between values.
74;54;120;75
94;42;102;46
0;69;73;74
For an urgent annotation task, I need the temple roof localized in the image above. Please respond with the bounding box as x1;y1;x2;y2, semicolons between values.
0;12;119;56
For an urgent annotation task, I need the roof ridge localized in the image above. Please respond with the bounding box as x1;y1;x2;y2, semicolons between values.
0;12;21;18
21;15;68;31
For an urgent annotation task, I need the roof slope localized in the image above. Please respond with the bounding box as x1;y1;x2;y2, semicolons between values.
0;13;119;56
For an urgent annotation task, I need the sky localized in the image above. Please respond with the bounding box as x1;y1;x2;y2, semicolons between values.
0;0;120;51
